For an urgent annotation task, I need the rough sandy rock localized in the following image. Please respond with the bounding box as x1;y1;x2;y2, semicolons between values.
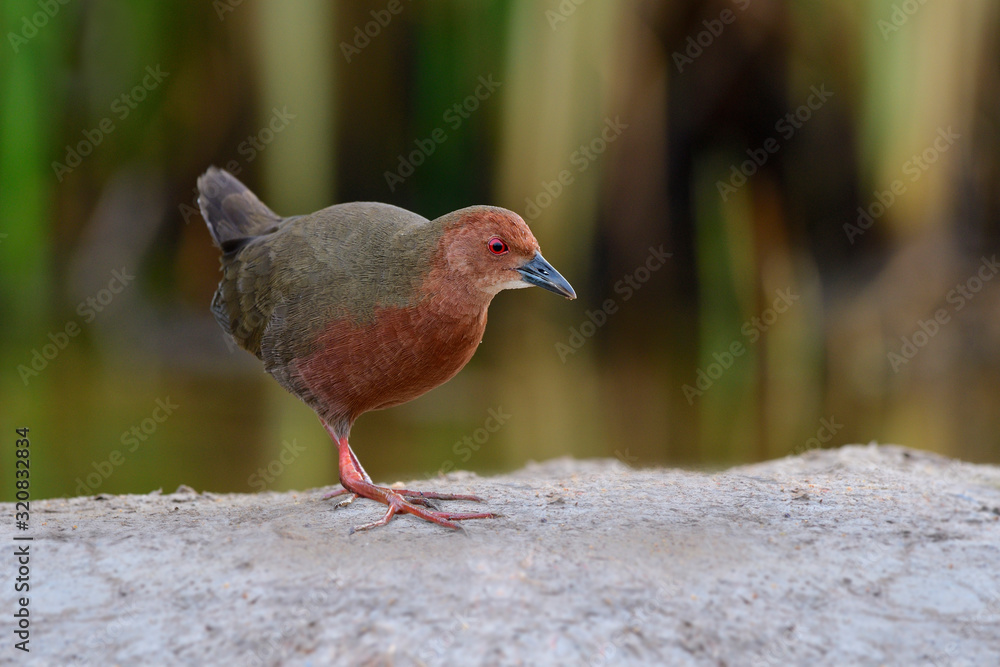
6;444;1000;666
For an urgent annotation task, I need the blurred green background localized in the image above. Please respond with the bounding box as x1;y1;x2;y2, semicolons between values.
2;0;999;501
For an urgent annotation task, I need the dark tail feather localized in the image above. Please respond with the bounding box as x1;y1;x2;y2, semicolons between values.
197;167;282;251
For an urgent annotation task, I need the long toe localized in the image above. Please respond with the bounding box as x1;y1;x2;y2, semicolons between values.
433;511;495;521
395;500;463;530
350;504;400;534
393;489;484;502
321;487;352;501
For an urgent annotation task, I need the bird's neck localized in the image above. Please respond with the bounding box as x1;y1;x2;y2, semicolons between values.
421;282;491;328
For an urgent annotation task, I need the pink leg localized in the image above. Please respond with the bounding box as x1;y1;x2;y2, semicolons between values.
321;437;374;502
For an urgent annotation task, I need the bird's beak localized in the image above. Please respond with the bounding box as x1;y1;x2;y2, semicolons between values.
516;252;577;300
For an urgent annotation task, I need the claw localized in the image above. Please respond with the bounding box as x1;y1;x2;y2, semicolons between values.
334;493;358;509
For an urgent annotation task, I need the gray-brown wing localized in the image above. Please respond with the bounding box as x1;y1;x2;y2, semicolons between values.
213;202;442;403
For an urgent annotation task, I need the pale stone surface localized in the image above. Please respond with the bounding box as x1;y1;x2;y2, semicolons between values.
7;444;1000;666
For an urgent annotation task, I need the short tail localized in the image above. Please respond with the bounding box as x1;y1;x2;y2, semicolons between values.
197;167;282;252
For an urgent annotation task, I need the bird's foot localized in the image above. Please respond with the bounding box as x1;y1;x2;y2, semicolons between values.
324;425;495;532
344;483;494;533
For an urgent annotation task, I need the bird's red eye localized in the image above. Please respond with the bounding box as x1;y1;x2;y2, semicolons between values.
487;237;509;255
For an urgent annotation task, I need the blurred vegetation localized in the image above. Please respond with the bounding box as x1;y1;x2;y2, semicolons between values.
2;0;999;501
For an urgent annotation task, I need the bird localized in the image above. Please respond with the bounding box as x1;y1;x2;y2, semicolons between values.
198;167;575;532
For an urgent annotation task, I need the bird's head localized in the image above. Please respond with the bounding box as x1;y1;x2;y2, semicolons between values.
435;206;576;301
